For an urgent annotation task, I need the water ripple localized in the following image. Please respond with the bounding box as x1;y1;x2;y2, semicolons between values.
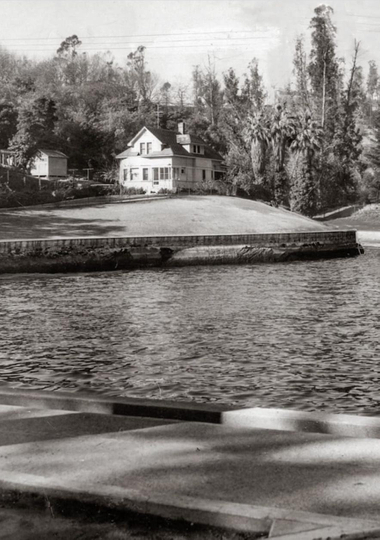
1;250;380;414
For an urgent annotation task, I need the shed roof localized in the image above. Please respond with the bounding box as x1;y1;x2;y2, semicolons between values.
38;149;68;159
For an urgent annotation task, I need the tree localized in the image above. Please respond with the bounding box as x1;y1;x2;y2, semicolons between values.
293;35;310;111
327;41;363;207
289;112;323;215
245;111;271;186
270;104;297;205
127;46;157;106
366;60;379;125
217;68;254;194
241;58;266;111
158;81;172;128
191;59;223;126
223;68;240;106
192;65;203;107
10;96;58;167
56;35;82;59
0;100;17;149
367;110;380;179
174;82;189;110
308;5;340;133
55;35;84;87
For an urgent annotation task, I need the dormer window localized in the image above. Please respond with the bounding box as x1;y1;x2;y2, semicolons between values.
193;145;197;153
140;143;145;154
147;142;152;154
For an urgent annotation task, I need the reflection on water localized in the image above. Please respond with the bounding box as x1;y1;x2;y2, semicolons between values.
1;249;380;415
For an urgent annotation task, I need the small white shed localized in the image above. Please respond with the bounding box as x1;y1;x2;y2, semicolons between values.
30;149;68;178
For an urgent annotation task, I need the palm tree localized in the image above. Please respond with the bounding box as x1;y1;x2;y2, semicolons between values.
270;104;297;205
244;111;271;186
288;112;323;216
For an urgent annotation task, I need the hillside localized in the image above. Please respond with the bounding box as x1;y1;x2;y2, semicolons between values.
0;196;329;240
326;204;380;231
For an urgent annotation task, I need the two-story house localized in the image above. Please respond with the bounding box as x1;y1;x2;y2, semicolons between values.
115;122;225;193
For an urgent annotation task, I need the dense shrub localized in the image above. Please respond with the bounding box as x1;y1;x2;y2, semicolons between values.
0;189;62;208
0;182;117;208
117;186;146;195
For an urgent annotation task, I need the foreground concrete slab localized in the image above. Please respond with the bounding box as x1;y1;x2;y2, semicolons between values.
1;411;380;538
1;470;380;539
3;395;380;537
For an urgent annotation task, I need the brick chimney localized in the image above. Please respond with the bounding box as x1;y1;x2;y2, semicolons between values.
178;121;186;134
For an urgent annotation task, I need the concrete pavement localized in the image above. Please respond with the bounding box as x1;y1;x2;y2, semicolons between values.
2;400;380;538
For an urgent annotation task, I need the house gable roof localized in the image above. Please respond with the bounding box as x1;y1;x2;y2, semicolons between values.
115;148;139;159
116;126;223;161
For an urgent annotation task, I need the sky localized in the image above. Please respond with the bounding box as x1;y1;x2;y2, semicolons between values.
1;0;380;95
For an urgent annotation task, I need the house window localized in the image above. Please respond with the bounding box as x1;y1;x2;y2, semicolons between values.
131;168;139;181
202;170;206;181
197;145;201;153
160;167;170;180
181;168;185;174
173;167;179;178
142;168;149;181
140;142;146;154
123;168;128;181
193;145;197;153
147;142;152;154
152;167;170;183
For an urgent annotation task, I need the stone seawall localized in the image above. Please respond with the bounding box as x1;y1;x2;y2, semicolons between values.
0;230;362;273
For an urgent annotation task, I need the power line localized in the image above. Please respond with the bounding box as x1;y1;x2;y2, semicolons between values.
1;35;275;50
0;29;278;42
4;44;272;54
2;36;276;54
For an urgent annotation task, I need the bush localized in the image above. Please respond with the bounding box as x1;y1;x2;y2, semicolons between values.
0;182;116;208
0;189;62;208
117;186;146;196
92;166;118;184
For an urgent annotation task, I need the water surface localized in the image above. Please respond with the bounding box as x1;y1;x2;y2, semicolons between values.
1;250;380;415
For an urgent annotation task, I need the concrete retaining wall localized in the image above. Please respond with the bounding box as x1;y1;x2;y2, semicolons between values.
2;387;380;439
0;230;361;274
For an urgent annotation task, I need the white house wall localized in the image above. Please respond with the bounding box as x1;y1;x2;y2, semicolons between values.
119;153;222;193
30;158;48;177
130;130;162;153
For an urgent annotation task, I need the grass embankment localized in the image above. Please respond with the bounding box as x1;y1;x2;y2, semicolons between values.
326;203;380;231
0;195;328;240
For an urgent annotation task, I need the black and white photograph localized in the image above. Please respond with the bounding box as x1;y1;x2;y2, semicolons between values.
0;0;380;538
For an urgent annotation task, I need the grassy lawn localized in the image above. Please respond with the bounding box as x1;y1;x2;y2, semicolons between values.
0;195;328;240
325;204;380;231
